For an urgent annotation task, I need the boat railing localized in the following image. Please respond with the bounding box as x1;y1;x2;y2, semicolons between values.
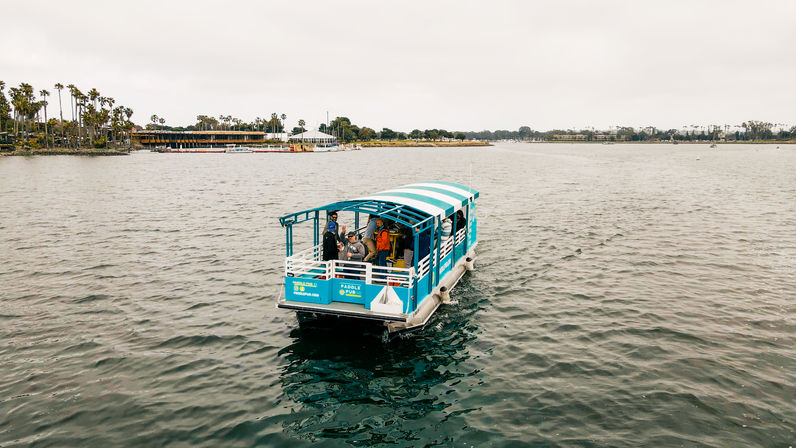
289;243;322;261
416;254;431;278
285;228;464;284
440;234;455;258
455;227;466;245
285;257;329;278
332;260;414;288
285;250;415;288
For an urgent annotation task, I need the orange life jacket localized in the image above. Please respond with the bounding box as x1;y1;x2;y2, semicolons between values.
376;227;390;251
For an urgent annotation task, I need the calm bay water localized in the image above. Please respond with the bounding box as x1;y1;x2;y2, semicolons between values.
1;143;794;447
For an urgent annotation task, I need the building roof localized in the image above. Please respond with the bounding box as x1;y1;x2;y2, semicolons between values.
288;130;336;140
132;130;265;135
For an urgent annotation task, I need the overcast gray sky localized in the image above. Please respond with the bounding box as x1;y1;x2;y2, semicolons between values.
3;0;794;132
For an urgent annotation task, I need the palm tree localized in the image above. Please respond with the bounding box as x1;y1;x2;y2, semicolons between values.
66;84;75;122
54;83;64;145
280;113;286;135
124;107;133;147
270;113;278;134
40;89;50;147
0;80;6;134
88;88;100;109
151;114;159;128
298;119;305;143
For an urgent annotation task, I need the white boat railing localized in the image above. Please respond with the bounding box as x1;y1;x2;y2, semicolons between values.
440;235;454;258
455;227;466;245
332;260;414;288
285;228;467;286
416;254;431;278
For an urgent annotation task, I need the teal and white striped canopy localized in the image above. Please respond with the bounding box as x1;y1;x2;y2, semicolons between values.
358;181;479;218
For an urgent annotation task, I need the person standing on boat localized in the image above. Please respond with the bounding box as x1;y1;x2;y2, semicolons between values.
325;211;346;244
322;222;339;261
402;223;414;268
342;231;365;262
375;217;391;267
362;215;378;262
341;231;365;279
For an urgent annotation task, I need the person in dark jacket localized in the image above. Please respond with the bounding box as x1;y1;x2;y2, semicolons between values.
455;210;466;233
324;211;346;244
322;221;339;261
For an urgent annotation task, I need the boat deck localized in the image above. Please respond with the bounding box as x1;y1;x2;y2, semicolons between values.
277;299;409;322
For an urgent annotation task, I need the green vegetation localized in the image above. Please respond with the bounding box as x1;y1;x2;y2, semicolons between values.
0;80;135;153
465;123;796;143
3;78;792;155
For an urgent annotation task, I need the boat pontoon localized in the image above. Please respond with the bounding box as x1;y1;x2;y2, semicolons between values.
277;181;479;333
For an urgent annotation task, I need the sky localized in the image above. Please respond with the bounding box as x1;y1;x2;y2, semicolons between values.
2;0;794;132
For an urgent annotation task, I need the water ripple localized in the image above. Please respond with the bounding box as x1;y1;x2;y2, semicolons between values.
0;144;794;447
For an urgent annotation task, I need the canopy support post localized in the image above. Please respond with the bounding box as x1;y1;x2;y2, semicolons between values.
285;223;293;257
313;211;319;247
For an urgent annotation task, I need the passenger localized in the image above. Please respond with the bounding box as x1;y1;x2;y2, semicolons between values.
362;215;378;262
322;222;339;261
402;223;414;267
440;215;453;240
455;210;466;233
375;217;391;267
342;231;365;262
341;231;365;279
325;211;346;243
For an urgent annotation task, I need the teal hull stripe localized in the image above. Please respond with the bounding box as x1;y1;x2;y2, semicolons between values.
370;192;454;216
400;185;470;203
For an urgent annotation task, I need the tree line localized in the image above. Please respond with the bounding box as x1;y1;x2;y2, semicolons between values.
5;83;792;150
0;80;135;150
464;123;796;142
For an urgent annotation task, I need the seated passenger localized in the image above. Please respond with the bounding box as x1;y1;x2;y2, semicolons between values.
455;210;466;232
440;215;453;240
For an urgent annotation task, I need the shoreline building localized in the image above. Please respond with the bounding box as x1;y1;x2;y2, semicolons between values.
288;129;337;144
133;130;273;148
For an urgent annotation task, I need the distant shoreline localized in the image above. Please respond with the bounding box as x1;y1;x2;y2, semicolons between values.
360;140;490;147
3;139;793;157
1;147;130;156
525;140;795;144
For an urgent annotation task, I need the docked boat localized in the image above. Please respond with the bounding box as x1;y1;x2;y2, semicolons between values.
277;181;479;334
225;144;253;153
